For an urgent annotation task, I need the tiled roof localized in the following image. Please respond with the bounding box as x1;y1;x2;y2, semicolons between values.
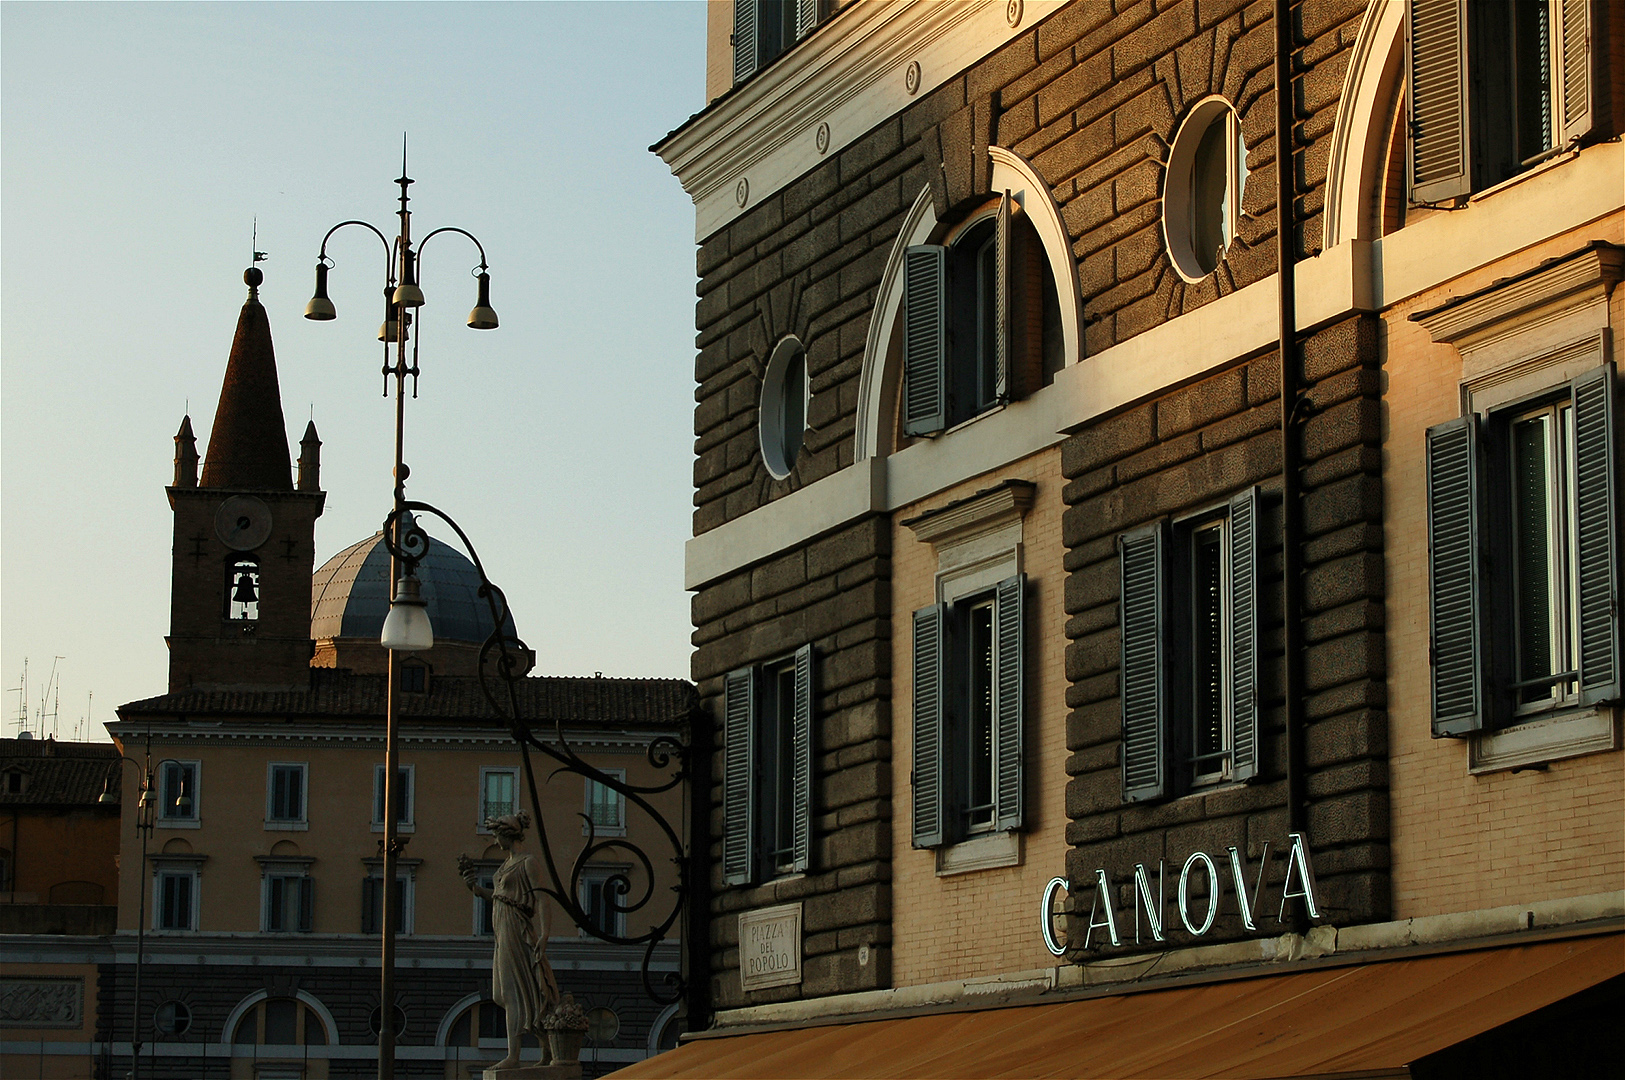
0;738;122;808
117;668;699;728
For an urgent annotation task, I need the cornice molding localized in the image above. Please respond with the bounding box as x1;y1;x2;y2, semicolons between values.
656;0;1060;242
1413;243;1624;350
903;480;1036;546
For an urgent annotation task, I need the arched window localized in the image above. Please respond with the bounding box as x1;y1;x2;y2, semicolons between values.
445;999;539;1051
226;556;260;621
232;997;327;1046
900;192;1064;436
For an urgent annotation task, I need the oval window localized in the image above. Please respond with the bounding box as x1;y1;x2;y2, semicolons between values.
1163;98;1248;281
759;336;809;480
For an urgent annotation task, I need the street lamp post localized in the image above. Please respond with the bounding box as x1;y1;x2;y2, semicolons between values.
305;148;497;1079
100;736;191;1080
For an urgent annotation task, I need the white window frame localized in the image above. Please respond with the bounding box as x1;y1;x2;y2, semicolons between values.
259;865;313;933
264;762;308;830
362;863;417;936
1163;96;1248;283
907;480;1032;875
157;759;201;829
577;863;630;938
1417;244;1621;773
1175;507;1237;788
371;763;415;833
469;863;500;937
583;768;627;838
152;866;200;931
477;766;518;832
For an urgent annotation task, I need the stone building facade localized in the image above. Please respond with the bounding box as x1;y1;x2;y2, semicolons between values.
642;0;1623;1073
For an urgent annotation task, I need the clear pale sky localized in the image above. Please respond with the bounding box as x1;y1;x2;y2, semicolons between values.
1;1;708;739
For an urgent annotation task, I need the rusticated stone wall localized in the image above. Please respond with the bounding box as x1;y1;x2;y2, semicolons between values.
1059;314;1388;953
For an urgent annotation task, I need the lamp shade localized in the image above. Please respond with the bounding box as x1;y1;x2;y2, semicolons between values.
392;250;425;307
378;288;403;343
467;271;498;330
381;574;434;651
305;262;336;321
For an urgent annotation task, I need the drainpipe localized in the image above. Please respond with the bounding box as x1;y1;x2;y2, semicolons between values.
1276;0;1309;933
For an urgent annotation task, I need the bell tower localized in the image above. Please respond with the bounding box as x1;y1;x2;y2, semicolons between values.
166;267;325;691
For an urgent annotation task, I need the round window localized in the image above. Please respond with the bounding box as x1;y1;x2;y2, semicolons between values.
586;1006;620;1044
154;1000;192;1036
1163;98;1248;282
759;336;809;480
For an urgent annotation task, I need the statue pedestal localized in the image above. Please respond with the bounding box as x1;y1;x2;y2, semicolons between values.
479;1065;582;1080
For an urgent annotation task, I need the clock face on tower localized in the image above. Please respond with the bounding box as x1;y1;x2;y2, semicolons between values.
215;495;273;551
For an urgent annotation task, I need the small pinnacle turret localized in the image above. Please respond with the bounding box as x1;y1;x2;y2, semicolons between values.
298;420;322;493
173;415;198;488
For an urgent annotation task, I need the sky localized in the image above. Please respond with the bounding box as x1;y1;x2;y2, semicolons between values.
1;1;709;739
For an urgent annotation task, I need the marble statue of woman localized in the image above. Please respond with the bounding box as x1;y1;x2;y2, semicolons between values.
459;809;562;1070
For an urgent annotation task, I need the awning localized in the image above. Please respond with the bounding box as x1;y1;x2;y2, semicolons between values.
613;932;1623;1078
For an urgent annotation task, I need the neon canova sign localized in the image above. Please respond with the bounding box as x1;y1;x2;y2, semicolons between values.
1042;832;1321;954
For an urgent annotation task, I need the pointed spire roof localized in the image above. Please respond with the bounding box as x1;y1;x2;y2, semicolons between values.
200;268;292;491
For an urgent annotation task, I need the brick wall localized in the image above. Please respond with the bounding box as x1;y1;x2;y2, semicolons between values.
1059;314;1389;952
888;448;1072;986
1382;222;1625;919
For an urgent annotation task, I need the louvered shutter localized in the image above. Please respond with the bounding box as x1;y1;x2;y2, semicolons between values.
361;877;379;934
1407;0;1471;204
298;877;315;933
1557;0;1595;143
796;0;822;40
733;0;759;85
994;574;1025;832
1427;416;1486;735
722;667;756;885
791;644;815;872
993;191;1012;404
1228;488;1261;782
903;245;948;437
1572;366;1619;705
912;605;946;848
1120;524;1167;802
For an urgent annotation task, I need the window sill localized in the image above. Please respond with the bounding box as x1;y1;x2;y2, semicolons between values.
263;821;308;832
935;831;1022;877
370;823;416;834
1467;146;1581;206
157;819;201;830
1468;705;1621;774
582;826;627;838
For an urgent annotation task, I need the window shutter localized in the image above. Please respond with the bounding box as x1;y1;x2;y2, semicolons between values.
361;877;379;935
911;605;946;848
791;644;814;873
733;0;759;85
994;574;1025;832
1426;416;1486;735
993;191;1012;404
722;667;756;886
795;0;822;40
903;245;948;437
1407;0;1471;204
1119;524;1167;802
1228;488;1261;782
1557;0;1595;144
298;877;314;933
1573;366;1619;705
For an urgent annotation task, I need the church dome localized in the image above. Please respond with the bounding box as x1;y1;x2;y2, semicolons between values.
310;524;501;646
